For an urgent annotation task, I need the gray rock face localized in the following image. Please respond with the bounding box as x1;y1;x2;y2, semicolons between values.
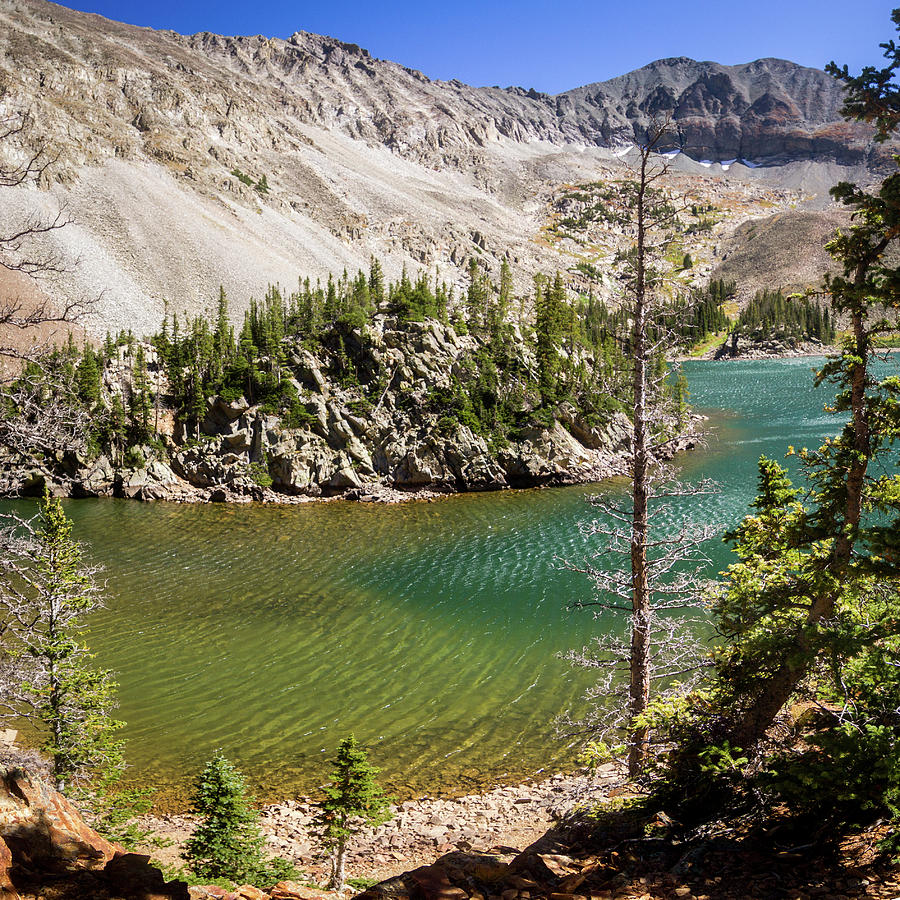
189;317;632;500
559;57;879;166
180;31;877;168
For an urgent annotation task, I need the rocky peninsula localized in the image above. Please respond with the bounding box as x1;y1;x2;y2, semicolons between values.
0;300;683;504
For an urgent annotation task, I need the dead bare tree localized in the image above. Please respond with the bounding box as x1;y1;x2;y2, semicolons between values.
562;121;720;777
0;83;97;477
0;86;84;352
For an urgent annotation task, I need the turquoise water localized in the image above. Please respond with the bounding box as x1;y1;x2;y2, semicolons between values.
6;356;893;805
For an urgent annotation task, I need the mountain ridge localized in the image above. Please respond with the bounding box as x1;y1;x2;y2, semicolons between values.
2;0;877;167
0;0;886;336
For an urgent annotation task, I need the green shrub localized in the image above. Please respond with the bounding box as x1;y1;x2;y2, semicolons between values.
247;460;272;488
437;415;459;436
122;446;145;469
231;168;254;187
760;724;900;824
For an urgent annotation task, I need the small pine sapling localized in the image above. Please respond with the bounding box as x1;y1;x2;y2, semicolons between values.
313;734;393;889
0;489;125;794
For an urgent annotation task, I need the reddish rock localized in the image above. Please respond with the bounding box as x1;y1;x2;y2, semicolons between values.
0;768;121;873
190;887;242;899
0;767;187;899
235;885;271;900
269;882;333;900
0;835;20;900
408;864;468;900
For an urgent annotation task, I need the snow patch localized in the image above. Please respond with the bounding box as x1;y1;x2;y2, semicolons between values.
740;158;760;168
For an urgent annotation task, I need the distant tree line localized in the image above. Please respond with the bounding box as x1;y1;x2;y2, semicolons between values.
736;288;835;343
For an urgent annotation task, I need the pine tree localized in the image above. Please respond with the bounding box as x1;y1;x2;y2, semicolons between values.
129;344;152;443
661;11;900;829
184;753;269;884
213;286;234;380
313;735;393;889
533;273;562;403
368;257;385;306
498;258;513;325
708;6;900;754
76;346;101;407
465;258;489;332
0;490;125;795
324;274;339;324
670;367;690;429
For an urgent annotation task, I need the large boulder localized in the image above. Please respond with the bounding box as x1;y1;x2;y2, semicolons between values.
203;395;250;433
394;442;450;488
0;767;188;898
76;454;116;497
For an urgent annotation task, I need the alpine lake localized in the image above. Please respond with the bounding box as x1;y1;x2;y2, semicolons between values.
5;356;896;808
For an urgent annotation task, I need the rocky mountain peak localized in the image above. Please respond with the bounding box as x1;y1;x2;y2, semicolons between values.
0;0;890;336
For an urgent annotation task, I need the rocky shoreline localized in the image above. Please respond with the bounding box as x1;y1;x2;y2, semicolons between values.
139;765;627;888
706;333;833;360
5;449;633;506
1;761;895;900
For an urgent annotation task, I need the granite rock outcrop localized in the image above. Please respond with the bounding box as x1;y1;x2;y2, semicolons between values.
0;315;642;503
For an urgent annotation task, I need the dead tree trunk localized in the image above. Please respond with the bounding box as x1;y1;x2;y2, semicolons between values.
628;144;652;777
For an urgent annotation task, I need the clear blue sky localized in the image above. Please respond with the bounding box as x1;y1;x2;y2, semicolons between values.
60;0;894;94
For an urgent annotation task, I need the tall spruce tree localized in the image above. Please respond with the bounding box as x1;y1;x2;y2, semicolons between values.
129;344;152;443
659;10;900;832
368;257;385;306
75;346;101;407
710;7;900;754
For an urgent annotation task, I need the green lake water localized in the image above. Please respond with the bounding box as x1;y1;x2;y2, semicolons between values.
6;356;897;806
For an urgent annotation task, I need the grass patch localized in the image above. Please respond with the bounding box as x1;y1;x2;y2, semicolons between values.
687;331;729;358
874;332;900;348
723;300;740;319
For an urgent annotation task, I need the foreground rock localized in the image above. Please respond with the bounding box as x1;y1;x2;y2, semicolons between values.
0;766;336;900
0;767;188;899
353;829;900;900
